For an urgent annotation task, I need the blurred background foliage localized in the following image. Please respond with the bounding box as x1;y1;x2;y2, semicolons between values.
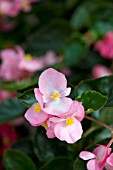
1;0;113;169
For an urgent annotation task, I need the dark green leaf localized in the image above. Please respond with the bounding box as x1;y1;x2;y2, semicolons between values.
34;128;67;161
3;149;37;170
75;76;113;107
99;107;113;124
76;90;108;113
18;89;37;108
24;20;72;56
39;157;72;170
0;98;26;124
73;158;86;170
63;33;89;66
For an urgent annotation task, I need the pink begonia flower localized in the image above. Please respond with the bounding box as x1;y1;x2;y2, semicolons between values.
0;90;16;102
94;31;113;59
35;68;73;116
46;100;84;143
25;88;49;126
0;47;22;81
79;145;112;170
92;65;112;78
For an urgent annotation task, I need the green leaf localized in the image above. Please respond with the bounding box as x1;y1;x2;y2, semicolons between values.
0;98;26;124
75;75;113;107
73;158;86;170
0;78;37;91
3;149;37;170
24;20;72;56
99;107;113;124
18;89;37;107
63;33;89;67
39;157;72;170
76;90;108;113
34;127;67;161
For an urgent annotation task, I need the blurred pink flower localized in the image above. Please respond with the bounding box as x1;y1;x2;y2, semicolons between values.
0;90;16;102
0;0;39;17
0;47;22;81
79;144;113;170
92;65;112;78
35;68;72;116
94;31;113;59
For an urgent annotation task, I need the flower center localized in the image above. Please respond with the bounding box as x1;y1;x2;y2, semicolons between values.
25;54;32;61
2;137;10;145
51;92;60;100
22;2;30;8
66;118;74;126
42;122;48;128
34;104;41;113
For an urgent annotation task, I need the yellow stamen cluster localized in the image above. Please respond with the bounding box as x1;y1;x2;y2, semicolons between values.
41;122;48;128
25;54;32;61
66;118;74;126
3;137;10;145
23;2;30;8
34;104;41;113
51;92;60;100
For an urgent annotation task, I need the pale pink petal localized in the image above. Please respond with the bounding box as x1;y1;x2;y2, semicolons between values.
49;117;65;123
46;127;55;138
39;68;69;95
60;87;71;97
54;118;83;143
105;163;113;170
66;101;85;122
92;65;112;78
15;45;25;59
24;103;48;126
106;153;113;167
44;97;72;116
79;151;96;160
34;88;44;107
87;159;99;170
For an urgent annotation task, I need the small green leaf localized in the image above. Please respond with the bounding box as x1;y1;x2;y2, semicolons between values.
3;149;37;170
39;157;72;170
18;89;37;107
0;98;26;124
76;90;108;113
75;76;113;107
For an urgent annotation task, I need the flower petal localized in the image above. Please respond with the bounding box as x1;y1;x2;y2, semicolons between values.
54;118;83;143
24;103;48;126
44;97;72;116
79;151;96;160
106;153;113;167
87;159;99;170
60;87;71;97
39;68;69;95
34;88;44;107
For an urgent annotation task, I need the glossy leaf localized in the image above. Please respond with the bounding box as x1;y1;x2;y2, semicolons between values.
3;149;37;170
39;157;72;170
34;127;67;161
18;89;37;107
0;98;26;124
75;75;113;107
76;90;108;113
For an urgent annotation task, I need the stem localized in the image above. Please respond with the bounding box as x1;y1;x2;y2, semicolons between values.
85;115;113;131
107;138;113;147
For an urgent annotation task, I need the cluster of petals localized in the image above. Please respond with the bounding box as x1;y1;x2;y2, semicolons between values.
79;144;113;170
92;64;112;78
94;31;113;59
0;46;60;81
25;68;85;143
0;0;39;17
